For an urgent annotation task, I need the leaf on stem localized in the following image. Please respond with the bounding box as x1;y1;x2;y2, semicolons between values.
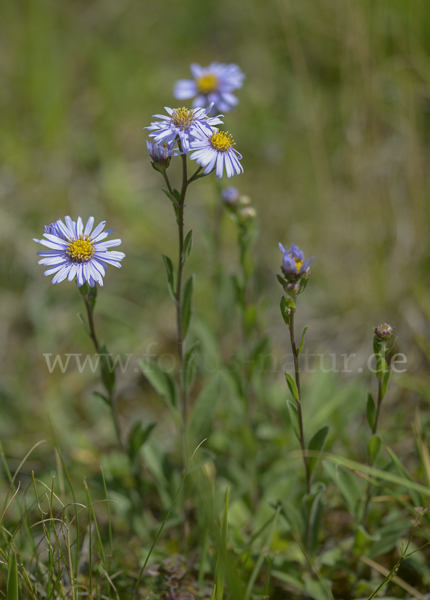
323;461;362;517
128;422;156;461
183;230;193;262
298;327;309;356
93;391;111;407
368;434;381;465
286;400;301;442
366;392;377;432
280;296;295;327
182;275;194;338
183;341;199;389
162;255;176;301
381;369;390;400
98;341;116;394
139;359;178;412
308;426;330;476
162;188;179;208
285;372;299;402
189;374;222;443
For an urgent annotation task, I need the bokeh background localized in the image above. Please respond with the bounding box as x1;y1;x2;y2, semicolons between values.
1;0;430;476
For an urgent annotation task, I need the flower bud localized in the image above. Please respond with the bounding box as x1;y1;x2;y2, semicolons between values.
238;206;257;221
238;194;251;206
374;323;394;341
284;282;301;297
222;186;240;205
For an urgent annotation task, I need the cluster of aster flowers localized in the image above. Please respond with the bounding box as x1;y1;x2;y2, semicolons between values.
145;104;243;179
145;62;245;180
277;243;314;298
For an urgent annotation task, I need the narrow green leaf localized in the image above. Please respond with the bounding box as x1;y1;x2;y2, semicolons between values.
298;326;308;356
368;434;381;465
386;447;423;507
286;400;301;442
98;341;116;394
183;230;193;262
7;552;18;600
216;488;229;600
189;375;222;443
381;369;391;400
181;275;194;338
352;525;379;556
285;372;299;402
366;392;377;431
162;255;175;301
183;341;199;389
307;487;325;555
162;188;178;207
280;296;295;327
128;422;156;460
244;304;257;337
308;426;330;476
93;391;110;407
323;461;362;517
369;519;412;559
139;359;178;412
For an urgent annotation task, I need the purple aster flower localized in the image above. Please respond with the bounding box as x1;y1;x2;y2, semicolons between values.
34;216;125;287
145;105;223;153
222;186;240;205
173;63;245;113
146;140;179;167
279;243;314;281
189;129;243;179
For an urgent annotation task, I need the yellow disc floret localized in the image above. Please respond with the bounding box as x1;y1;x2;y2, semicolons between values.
67;236;95;263
196;73;219;94
171;107;195;129
294;258;304;271
210;130;234;152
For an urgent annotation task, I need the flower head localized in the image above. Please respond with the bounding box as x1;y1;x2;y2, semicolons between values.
146;140;179;168
279;243;314;282
173;63;245;113
374;323;394;342
145;105;223;153
190;128;243;178
222;186;240;205
34;216;125;287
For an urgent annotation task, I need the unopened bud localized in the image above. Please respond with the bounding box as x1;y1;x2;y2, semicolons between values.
238;206;257;221
374;323;394;341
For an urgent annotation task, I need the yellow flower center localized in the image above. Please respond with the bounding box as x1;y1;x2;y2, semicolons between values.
294;258;304;271
67;236;95;263
210;130;234;152
196;73;219;94
171;107;195;130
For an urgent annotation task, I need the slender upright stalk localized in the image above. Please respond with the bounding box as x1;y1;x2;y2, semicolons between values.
163;156;203;463
176;153;187;427
289;308;311;494
82;292;123;451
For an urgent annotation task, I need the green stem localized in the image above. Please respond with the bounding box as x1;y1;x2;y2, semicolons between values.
82;293;123;451
288;308;311;494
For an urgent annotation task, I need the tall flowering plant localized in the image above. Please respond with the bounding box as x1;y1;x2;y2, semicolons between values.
277;243;330;554
141;102;243;463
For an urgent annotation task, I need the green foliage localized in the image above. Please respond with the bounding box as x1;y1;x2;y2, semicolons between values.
7;552;18;600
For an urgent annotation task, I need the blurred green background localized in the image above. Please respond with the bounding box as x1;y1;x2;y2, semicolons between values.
1;0;430;466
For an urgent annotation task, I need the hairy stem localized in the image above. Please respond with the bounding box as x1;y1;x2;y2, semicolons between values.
289;308;311;494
